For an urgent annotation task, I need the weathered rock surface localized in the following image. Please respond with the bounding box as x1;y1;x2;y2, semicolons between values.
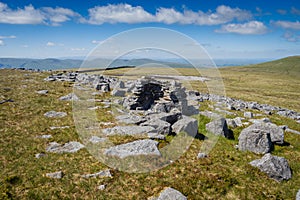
89;136;107;144
296;190;300;200
140;118;171;135
50;126;70;130
172;116;198;136
102;126;155;136
81;169;112;178
44;111;67;118
46;171;63;179
244;111;254;118
206;118;233;139
238;128;273;154
116;114;146;125
46;141;84;153
147;112;182;125
104;139;161;159
245;123;284;144
150;187;187;200
250;153;292;181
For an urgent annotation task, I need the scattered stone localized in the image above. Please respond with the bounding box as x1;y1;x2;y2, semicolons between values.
102;125;155;136
36;90;48;95
296;190;300;200
226;118;237;128
59;93;79;101
244;112;254;118
249;153;292;182
81;169;112;178
97;185;106;190
89;136;107;144
172;116;198;136
249;118;271;124
150;187;187;200
44;111;67;118
104;139;161;159
206;118;232;139
245;123;284;144
197;152;208;159
46;171;63;179
36;134;52;139
35;153;46;159
238;128;273;154
46;141;84;153
233;117;243;127
50;126;70;130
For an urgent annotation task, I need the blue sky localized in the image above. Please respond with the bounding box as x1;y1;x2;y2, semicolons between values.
0;0;299;59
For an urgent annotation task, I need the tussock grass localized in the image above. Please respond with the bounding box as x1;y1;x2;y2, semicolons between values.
0;67;300;199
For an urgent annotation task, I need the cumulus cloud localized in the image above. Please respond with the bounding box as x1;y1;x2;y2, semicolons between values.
84;4;252;25
216;21;268;34
85;4;154;24
0;2;80;25
0;39;4;46
274;20;300;30
71;47;86;51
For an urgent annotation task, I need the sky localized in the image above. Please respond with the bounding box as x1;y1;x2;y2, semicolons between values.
0;0;299;60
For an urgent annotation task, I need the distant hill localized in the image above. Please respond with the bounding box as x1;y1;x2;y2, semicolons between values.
242;56;300;75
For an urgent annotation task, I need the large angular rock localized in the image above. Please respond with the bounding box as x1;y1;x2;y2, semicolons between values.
104;139;161;159
102;126;155;136
250;153;292;181
44;111;67;118
46;141;84;153
150;187;187;200
238;128;272;154
140;118;171;135
245;123;284;144
171;116;198;136
206;118;232;139
111;89;126;97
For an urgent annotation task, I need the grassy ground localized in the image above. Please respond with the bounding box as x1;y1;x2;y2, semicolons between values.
0;64;300;199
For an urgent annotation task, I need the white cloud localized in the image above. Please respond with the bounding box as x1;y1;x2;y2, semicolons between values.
91;40;103;44
42;7;80;26
21;44;29;48
291;7;300;15
282;31;299;42
86;4;154;24
274;20;300;30
0;35;16;39
0;39;4;46
71;47;86;51
216;21;268;35
46;42;55;46
277;9;287;15
0;2;80;25
84;4;252;25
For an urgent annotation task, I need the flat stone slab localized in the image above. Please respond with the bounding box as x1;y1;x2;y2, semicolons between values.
89;136;107;144
150;187;187;200
250;153;292;182
46;141;84;153
102;126;155;136
81;169;112;178
44;111;67;118
104;139;161;159
116;114;146;125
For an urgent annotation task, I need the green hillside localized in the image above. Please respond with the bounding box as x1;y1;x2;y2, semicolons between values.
240;56;300;76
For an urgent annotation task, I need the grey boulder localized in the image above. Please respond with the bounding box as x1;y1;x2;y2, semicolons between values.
206;118;232;139
141;118;171;135
59;93;79;101
172;116;198;136
150;187;187;200
238;128;272;154
104;139;161;159
245;123;284;144
250;153;292;182
116;114;146;125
